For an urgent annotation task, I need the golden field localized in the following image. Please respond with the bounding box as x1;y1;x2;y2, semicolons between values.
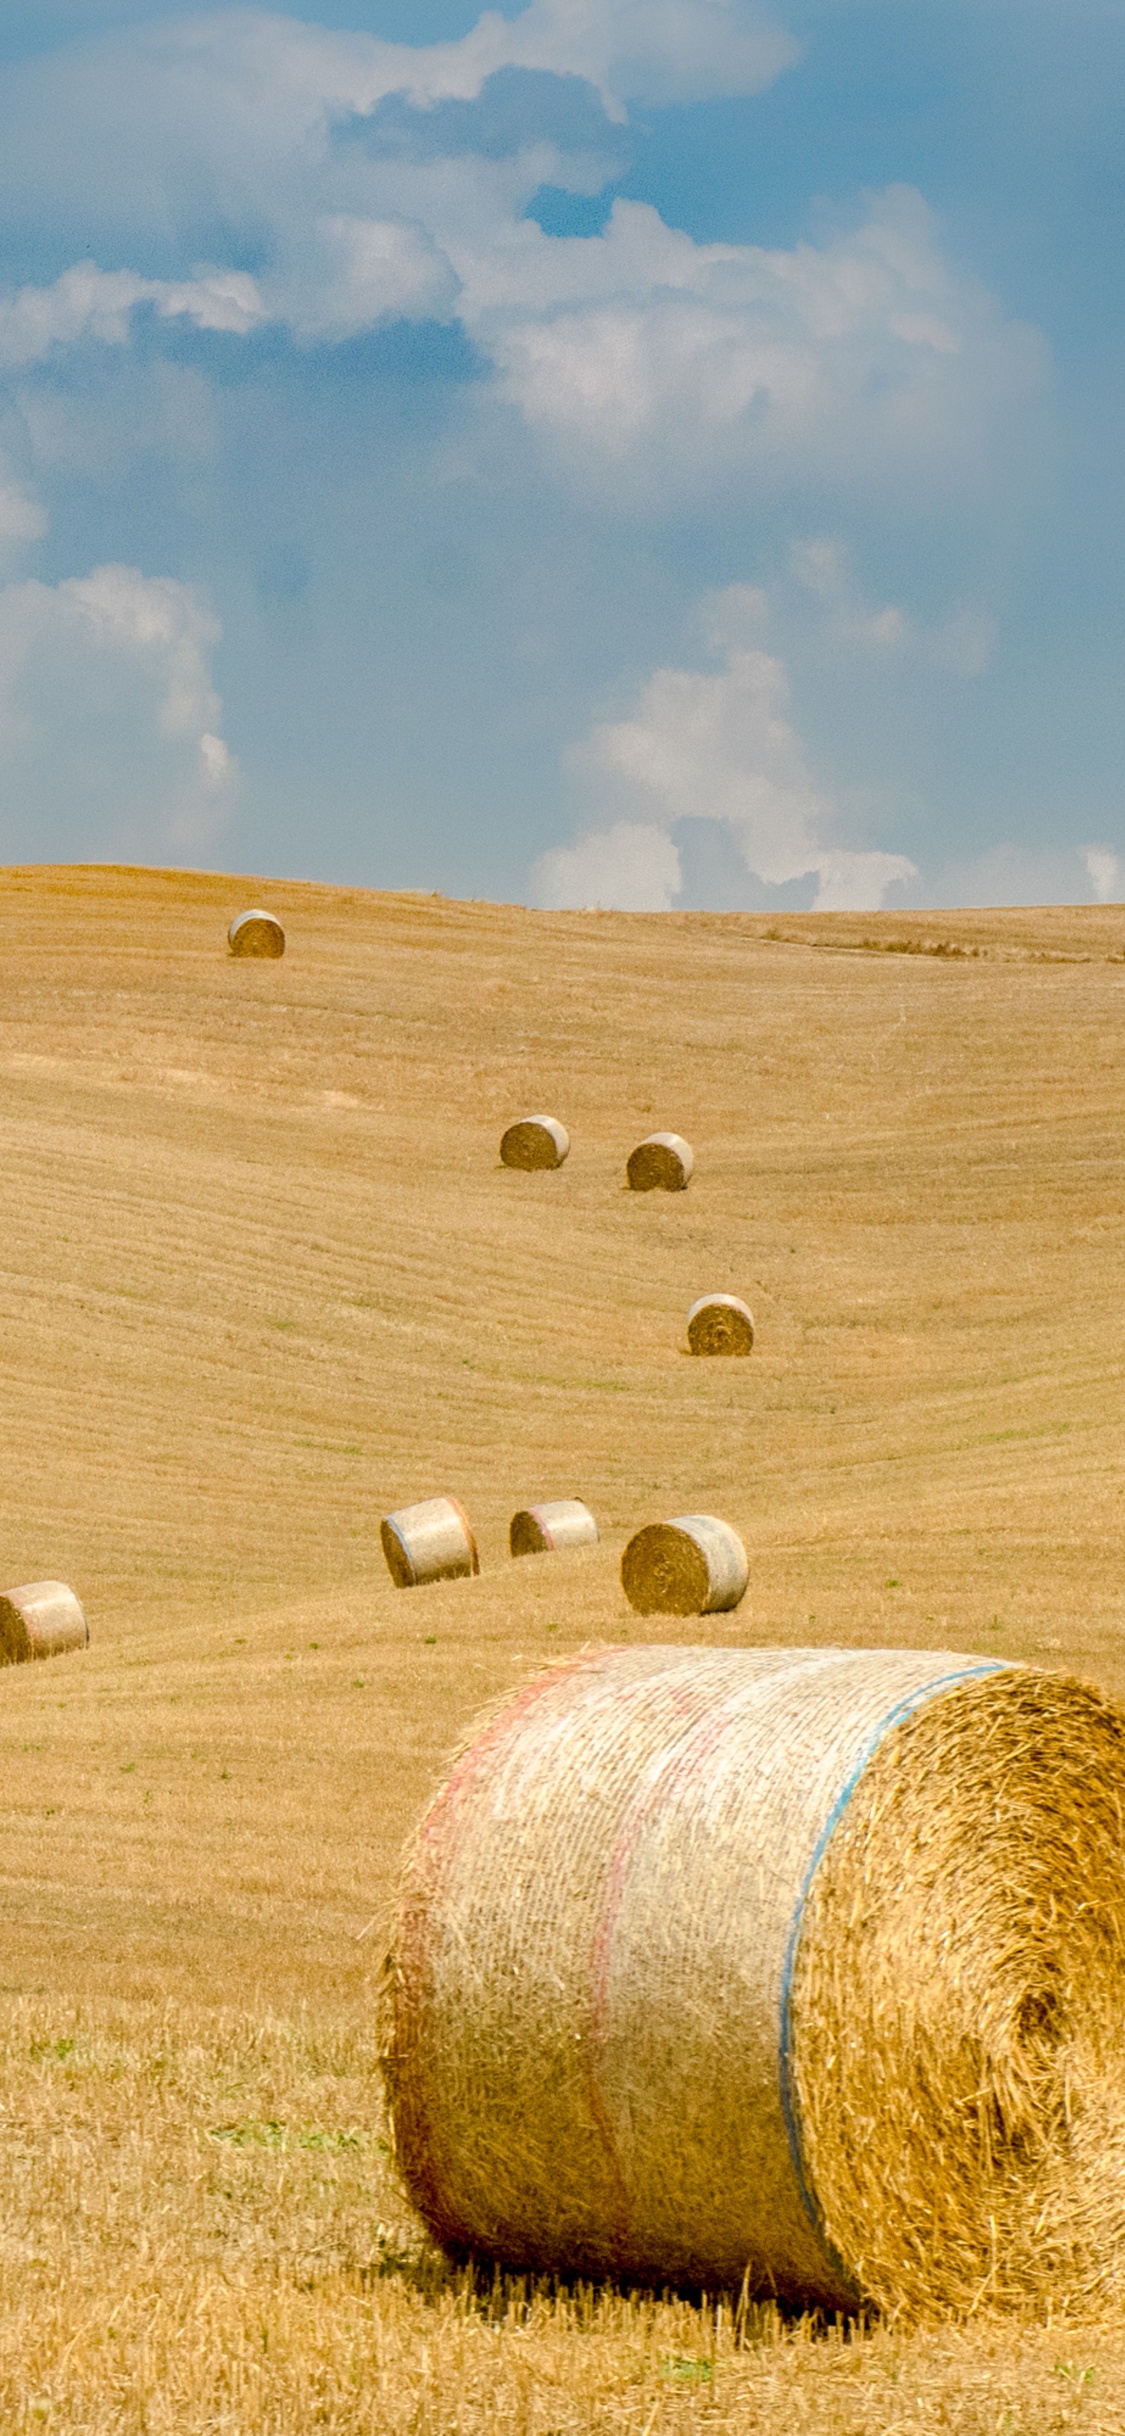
3;862;1125;2428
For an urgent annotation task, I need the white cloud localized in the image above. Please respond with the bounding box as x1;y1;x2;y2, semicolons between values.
0;474;47;576
789;536;997;673
0;563;238;855
1;4;796;148
924;843;1106;908
471;187;1044;502
532;592;916;909
0;262;267;368
262;213;457;343
1;183;1039;504
0;7;1044;506
534;818;682;909
1084;845;1124;903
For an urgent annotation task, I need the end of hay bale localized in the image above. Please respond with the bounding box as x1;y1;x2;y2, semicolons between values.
381;1496;480;1589
626;1132;693;1192
0;1580;88;1666
687;1294;755;1356
500;1116;569;1170
621;1515;747;1615
228;908;285;959
509;1499;598;1557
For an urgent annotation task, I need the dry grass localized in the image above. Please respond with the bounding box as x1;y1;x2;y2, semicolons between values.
4;864;1125;2421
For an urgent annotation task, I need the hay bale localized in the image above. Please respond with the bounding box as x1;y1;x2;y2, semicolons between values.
509;1499;598;1557
0;1580;88;1666
626;1132;692;1191
228;909;285;959
499;1116;569;1170
621;1514;747;1614
687;1293;755;1356
381;1496;480;1589
383;1644;1125;2314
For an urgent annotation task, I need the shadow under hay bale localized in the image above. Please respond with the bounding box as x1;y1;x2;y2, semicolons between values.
383;1645;1125;2317
626;1132;692;1191
509;1500;598;1557
228;909;285;959
381;1496;479;1589
621;1515;747;1614
687;1293;755;1356
0;1580;88;1666
499;1116;569;1170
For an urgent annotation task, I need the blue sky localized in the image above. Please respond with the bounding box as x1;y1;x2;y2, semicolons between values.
0;2;1122;910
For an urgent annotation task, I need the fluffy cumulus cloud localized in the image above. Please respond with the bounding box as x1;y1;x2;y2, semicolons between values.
478;188;1043;504
0;15;1042;506
533;586;916;909
0;564;238;858
0;3;1092;898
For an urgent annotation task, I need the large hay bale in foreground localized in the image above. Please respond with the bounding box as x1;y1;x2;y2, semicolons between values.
381;1496;479;1588
0;1580;88;1666
626;1132;692;1191
621;1514;747;1613
228;908;285;958
384;1645;1125;2315
687;1292;755;1355
500;1116;569;1170
509;1499;598;1557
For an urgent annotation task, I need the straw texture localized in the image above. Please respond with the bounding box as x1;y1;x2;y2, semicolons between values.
626;1133;692;1191
620;1515;748;1614
228;909;285;959
500;1116;569;1170
509;1500;598;1556
0;1580;88;1665
384;1644;1125;2313
790;1663;1125;2315
381;1497;480;1589
686;1294;755;1356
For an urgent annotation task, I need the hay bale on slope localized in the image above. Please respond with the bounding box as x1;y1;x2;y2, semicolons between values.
621;1515;747;1614
626;1132;692;1191
509;1499;598;1557
381;1496;480;1588
687;1293;755;1356
228;909;285;959
383;1644;1125;2315
500;1116;569;1170
0;1581;88;1666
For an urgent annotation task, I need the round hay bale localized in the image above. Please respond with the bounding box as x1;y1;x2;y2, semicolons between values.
499;1116;569;1170
383;1645;1125;2314
228;908;285;959
687;1292;755;1356
0;1580;88;1666
509;1499;598;1558
626;1132;692;1191
621;1515;747;1615
381;1496;480;1589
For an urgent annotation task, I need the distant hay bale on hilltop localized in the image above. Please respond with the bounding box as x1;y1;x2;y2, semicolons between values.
509;1499;598;1557
626;1132;692;1191
0;1580;88;1666
381;1497;480;1589
500;1116;569;1170
228;909;285;959
383;1644;1125;2315
687;1293;755;1356
621;1514;747;1614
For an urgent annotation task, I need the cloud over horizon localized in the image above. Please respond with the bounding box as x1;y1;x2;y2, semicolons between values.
0;2;1118;902
534;586;916;910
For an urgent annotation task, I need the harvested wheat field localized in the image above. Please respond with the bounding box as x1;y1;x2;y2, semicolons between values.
3;863;1125;2430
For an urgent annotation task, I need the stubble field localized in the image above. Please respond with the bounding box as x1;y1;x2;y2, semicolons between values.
3;863;1125;2430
